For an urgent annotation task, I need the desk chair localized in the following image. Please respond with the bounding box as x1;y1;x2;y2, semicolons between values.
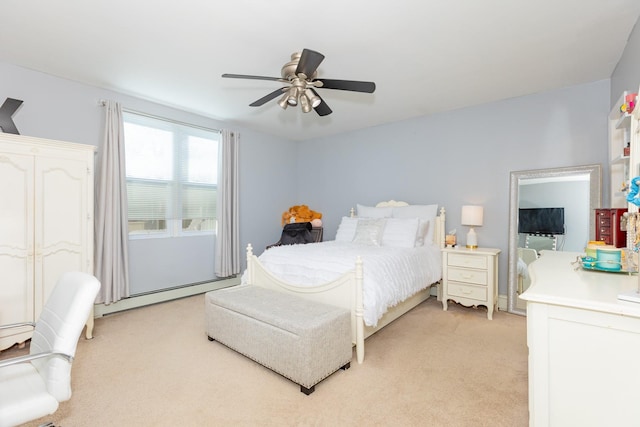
0;272;101;427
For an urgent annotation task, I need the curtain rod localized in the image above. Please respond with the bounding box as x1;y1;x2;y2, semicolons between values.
98;99;222;134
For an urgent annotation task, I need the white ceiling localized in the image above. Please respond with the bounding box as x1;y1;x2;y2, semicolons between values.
1;1;639;141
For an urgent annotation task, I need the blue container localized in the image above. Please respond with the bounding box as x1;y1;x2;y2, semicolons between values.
596;247;622;271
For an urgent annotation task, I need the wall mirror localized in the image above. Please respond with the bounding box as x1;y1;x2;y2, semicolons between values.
507;164;602;315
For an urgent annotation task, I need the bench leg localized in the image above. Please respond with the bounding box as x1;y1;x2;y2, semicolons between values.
300;385;315;395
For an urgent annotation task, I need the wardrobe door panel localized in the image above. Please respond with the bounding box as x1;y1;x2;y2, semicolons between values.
34;155;90;316
0;152;35;348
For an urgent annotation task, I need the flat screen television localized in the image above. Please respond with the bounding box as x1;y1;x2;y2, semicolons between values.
518;207;565;235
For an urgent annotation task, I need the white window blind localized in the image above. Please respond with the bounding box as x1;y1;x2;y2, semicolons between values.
123;111;220;237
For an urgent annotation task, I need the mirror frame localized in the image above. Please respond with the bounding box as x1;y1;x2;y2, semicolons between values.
507;164;602;315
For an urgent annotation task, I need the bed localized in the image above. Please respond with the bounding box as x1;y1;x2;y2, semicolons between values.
243;201;446;364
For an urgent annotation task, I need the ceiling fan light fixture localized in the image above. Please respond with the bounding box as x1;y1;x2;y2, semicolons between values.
277;93;289;109
286;87;299;106
304;89;321;108
300;94;312;113
222;48;376;117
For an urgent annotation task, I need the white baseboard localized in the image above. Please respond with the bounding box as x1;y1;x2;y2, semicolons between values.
94;280;510;318
497;294;508;312
93;276;241;318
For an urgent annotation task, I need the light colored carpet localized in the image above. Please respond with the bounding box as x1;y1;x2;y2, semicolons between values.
1;294;528;427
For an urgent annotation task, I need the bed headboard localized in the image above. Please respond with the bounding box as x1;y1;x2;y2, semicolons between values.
349;201;446;249
375;200;409;208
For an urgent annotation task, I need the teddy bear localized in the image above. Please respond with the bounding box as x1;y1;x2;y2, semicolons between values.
281;204;323;227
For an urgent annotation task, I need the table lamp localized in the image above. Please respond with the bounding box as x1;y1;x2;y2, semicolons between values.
461;205;483;249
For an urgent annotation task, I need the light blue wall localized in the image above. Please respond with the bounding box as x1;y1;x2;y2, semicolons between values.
0;61;298;292
297;80;610;294
611;19;640;107
4;17;640;297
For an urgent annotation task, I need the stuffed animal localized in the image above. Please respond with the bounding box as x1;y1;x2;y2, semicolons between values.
281;205;323;227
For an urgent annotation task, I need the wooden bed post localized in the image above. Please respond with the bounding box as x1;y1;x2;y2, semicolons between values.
437;207;446;249
246;244;254;284
355;256;365;364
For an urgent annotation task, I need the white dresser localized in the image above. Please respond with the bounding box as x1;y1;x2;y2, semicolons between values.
521;251;640;427
0;133;95;350
441;247;500;320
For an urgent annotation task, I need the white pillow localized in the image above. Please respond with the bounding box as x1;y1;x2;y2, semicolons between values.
382;218;420;248
352;219;386;246
414;219;430;247
392;204;438;243
335;217;358;242
357;204;393;218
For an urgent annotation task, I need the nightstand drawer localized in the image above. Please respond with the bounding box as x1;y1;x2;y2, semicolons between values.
448;267;488;285
448;253;487;269
447;282;487;301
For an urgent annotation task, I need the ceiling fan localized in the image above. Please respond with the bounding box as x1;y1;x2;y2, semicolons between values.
222;49;376;116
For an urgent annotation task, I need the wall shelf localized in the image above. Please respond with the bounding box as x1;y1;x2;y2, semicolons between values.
608;91;637;209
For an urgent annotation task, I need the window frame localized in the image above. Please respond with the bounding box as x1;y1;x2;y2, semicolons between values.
122;110;220;240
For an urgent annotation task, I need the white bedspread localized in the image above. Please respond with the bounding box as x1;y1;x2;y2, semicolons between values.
244;241;442;327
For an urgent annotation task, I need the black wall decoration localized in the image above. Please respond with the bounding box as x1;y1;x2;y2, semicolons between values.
0;98;24;134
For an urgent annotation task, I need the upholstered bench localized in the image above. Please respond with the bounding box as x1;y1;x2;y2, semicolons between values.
205;285;352;395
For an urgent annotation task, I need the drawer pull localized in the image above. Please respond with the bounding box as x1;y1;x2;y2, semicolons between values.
461;273;474;279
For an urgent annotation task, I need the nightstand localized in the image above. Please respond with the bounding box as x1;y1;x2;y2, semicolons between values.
441;247;501;320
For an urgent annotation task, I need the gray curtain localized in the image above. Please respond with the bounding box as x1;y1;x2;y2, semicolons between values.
94;100;130;304
215;129;240;277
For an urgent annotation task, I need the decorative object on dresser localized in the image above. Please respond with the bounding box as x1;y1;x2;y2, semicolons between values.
0;133;96;351
0;97;23;134
595;208;627;247
243;201;446;363
441;247;500;320
461;205;483;249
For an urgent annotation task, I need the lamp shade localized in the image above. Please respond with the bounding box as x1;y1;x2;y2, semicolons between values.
461;205;484;227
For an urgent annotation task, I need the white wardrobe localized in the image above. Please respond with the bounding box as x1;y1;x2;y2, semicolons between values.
0;133;95;351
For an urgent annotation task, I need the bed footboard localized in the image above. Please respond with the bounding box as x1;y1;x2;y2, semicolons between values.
245;244;366;363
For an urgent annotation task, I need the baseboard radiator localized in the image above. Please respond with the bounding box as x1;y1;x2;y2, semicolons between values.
93;276;241;317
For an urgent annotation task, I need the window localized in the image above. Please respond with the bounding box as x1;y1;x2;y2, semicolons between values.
123;112;220;237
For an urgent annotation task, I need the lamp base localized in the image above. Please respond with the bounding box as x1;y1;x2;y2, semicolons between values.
466;227;478;249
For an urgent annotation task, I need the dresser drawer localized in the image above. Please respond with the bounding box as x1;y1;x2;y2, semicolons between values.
598;227;611;237
447;282;487;302
598;217;611;227
447;267;488;285
448;253;487;269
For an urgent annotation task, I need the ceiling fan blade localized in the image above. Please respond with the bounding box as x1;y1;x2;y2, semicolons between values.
295;49;325;78
249;88;287;107
316;78;376;93
310;89;332;116
222;73;283;82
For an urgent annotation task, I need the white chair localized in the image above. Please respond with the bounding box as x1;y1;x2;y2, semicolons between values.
0;272;100;427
